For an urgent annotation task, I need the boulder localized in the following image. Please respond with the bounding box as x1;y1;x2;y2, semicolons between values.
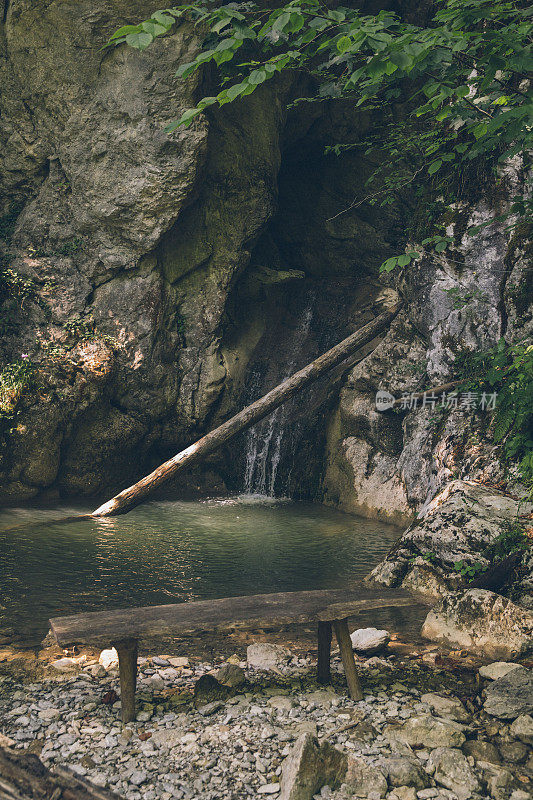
462;740;501;765
367;481;531;598
247;643;291;671
98;648;119;670
386;715;466;748
350;628;390;654
483;667;533;719
216;662;246;688
379;756;430;789
279;733;347;800
344;755;388;798
510;714;533;745
479;662;523;681
426;747;481;800
422;589;533;659
420;693;470;723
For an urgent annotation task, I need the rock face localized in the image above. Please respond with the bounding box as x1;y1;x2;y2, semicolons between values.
421;589;533;658
367;481;532;600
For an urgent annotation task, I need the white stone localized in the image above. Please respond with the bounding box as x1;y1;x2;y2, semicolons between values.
510;714;533;745
247;643;291;671
420;693;470;723
50;657;82;673
258;784;280;794
478;662;522;680
350;628;390;654
98;648;119;670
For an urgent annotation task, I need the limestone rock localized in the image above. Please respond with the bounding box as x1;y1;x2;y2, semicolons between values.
279;733;347;800
387;715;466;748
422;589;533;659
344;755;388;798
247;643;291;671
420;693;470;723
367;482;531;597
350;628;390;654
510;714;533;745
50;657;83;674
479;662;523;681
426;747;481;800
462;740;501;765
483;667;533;719
98;648;119;670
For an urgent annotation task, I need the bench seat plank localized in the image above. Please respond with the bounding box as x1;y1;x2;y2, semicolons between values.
50;587;414;648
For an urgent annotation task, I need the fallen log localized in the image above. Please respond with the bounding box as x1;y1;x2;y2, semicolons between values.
92;300;402;517
0;743;121;800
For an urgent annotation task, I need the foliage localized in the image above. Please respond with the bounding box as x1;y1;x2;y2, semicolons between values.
63;315;119;348
452;558;485;579
106;0;532;258
487;519;530;560
0;267;40;335
0;359;35;428
457;339;533;492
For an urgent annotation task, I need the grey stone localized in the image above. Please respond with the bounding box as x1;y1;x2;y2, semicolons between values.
344;755;388;798
483;667;533;719
479;663;523;681
497;741;528;764
380;756;430;789
387;716;466;748
426;748;481;800
510;714;533;745
420;693;470;723
279;734;347;800
248;643;291;671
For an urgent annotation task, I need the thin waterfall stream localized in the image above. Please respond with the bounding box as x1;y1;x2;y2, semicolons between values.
243;296;315;496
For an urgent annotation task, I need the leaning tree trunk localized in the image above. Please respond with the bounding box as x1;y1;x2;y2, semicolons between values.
91;301;402;518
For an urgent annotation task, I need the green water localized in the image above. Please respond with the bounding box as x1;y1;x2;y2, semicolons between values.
0;496;413;645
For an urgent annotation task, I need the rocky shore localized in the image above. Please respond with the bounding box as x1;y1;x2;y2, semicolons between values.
1;638;532;800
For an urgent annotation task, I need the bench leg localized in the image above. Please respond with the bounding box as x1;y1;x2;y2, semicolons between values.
333;618;363;701
317;621;332;684
115;639;138;724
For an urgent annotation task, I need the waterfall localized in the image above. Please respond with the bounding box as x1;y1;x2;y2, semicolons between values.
242;298;314;496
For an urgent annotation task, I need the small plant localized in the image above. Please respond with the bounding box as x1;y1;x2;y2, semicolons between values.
63;315;118;348
443;287;489;310
485;520;530;562
0;358;35;428
452;559;486;579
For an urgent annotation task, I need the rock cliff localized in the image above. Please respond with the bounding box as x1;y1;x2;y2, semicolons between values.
0;0;530;524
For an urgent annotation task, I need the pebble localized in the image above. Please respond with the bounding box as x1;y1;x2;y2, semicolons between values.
0;649;530;800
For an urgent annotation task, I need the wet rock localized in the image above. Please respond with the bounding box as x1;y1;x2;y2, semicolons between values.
426;747;481;800
98;648;119;670
380;756;430;789
510;714;533;745
483;667;533;719
350;628;390;654
248;643;292;671
462;740;501;765
479;663;523;681
386;715;466;748
279;733;347;800
217;662;246;688
422;590;533;659
420;693;470;723
344;755;388;798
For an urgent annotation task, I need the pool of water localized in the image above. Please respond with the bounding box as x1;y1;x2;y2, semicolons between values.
0;496;410;645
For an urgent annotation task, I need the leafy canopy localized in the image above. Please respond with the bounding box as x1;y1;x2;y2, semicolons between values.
106;0;532;258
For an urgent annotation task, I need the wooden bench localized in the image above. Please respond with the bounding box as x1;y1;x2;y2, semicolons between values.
50;588;414;723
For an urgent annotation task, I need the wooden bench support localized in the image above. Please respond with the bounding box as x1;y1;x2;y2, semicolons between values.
333;618;363;701
115;639;138;723
317;621;332;684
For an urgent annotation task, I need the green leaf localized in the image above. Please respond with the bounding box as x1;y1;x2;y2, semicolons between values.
125;31;154;50
109;25;142;40
248;69;267;85
337;36;352;54
141;21;168;37
428;160;442;175
379;256;398;273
